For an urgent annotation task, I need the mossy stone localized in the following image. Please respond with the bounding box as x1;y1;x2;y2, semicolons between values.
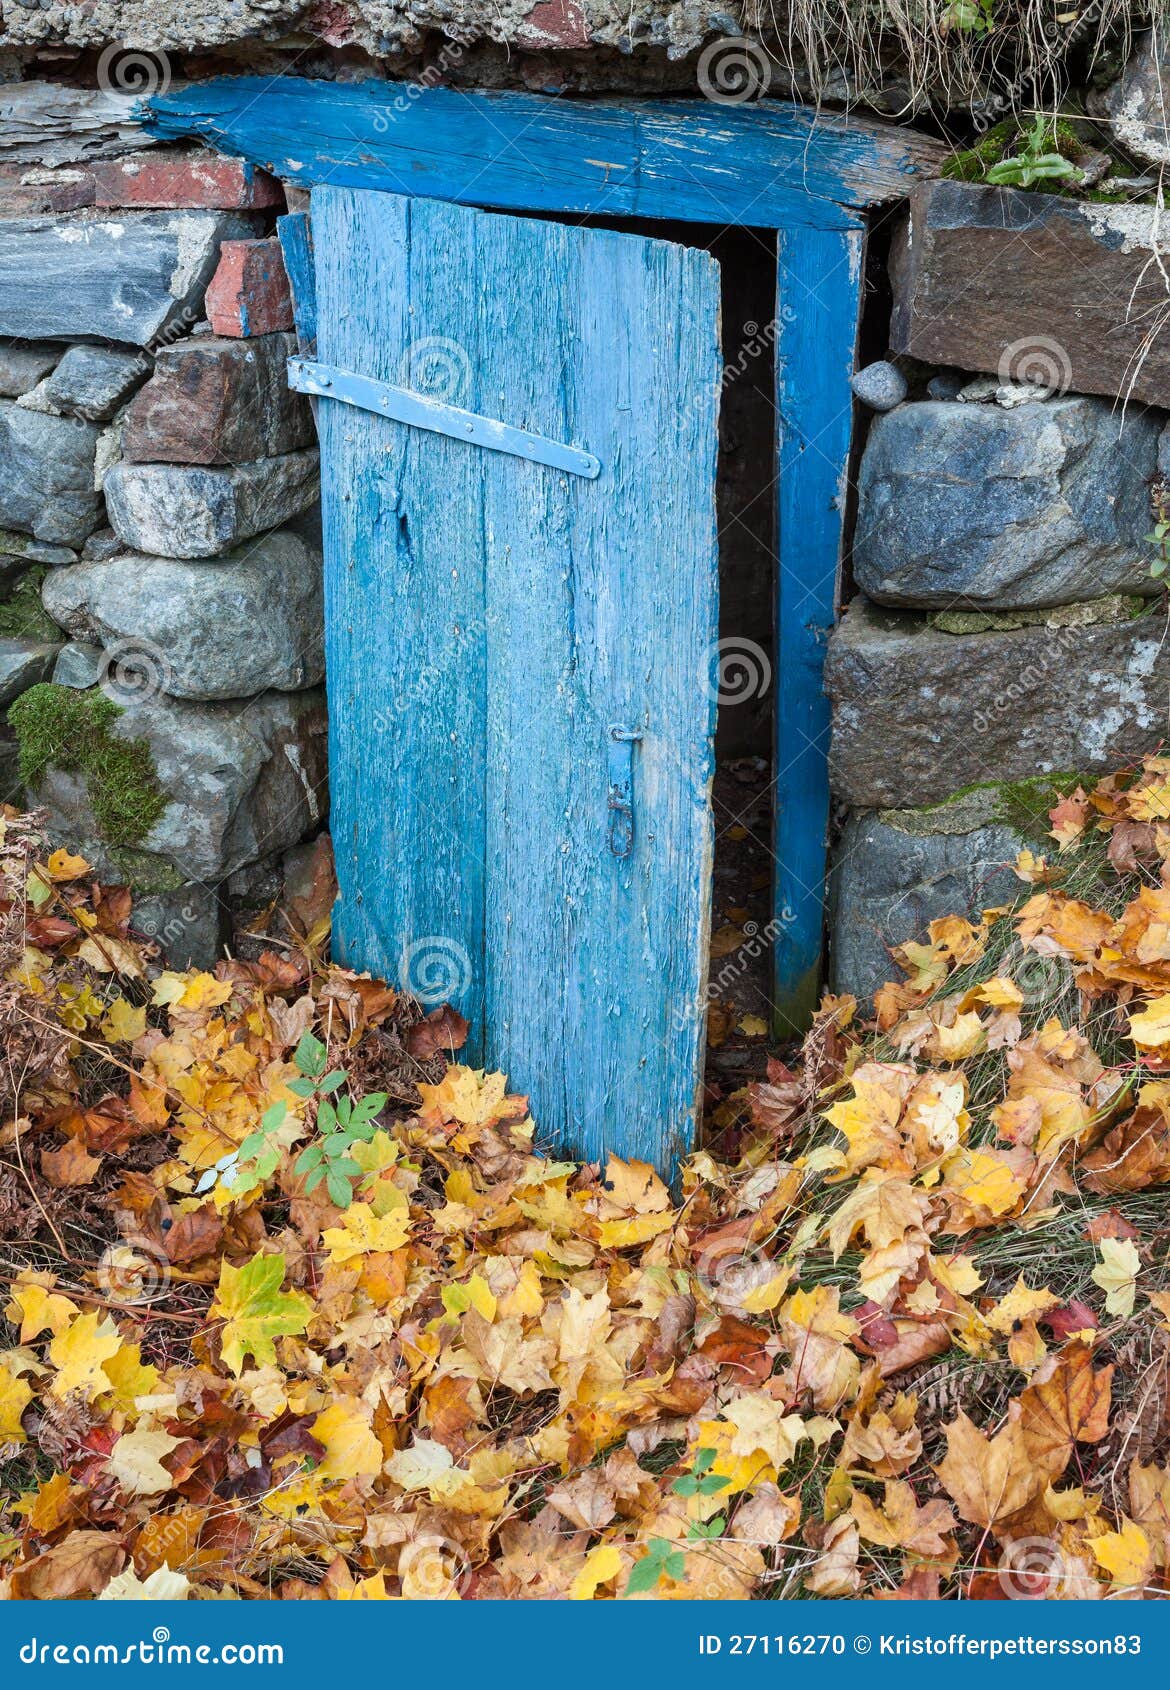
7;682;167;849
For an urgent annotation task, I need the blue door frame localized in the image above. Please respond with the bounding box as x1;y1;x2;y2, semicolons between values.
145;77;940;1045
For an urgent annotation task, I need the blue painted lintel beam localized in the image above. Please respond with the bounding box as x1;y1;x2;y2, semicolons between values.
144;76;943;232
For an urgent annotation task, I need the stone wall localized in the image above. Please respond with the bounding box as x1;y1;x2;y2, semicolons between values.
0;146;329;966
828;185;1170;1001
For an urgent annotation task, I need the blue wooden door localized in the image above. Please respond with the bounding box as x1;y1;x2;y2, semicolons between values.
312;186;722;1173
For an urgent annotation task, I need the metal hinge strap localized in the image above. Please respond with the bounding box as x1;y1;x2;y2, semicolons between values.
287;357;601;480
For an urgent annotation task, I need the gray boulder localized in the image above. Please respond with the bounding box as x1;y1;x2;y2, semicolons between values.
830;810;1024;1004
853;398;1160;609
42;525;324;702
1105;31;1170;168
850;360;907;412
0;343;59;398
52;641;105;690
27;345;150;422
103;450;320;558
34;687;328;883
0;401;101;545
0;637;61;708
0;211;255;346
826;594;1170;808
132;883;229;971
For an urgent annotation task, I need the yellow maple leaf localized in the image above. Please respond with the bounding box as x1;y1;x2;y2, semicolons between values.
46;847;91;881
985;1277;1058;1335
311;1402;384;1481
109;1428;181;1497
152;970;233;1012
1129;995;1170;1052
322;1202;411;1263
210;1252;311;1376
48;1312;123;1401
442;1274;497;1323
7;1278;77;1342
0;1363;33;1443
571;1544;623;1600
740;1271;792;1314
597;1210;675;1248
100;997;147;1043
1089;1519;1153;1588
1091;1237;1140;1317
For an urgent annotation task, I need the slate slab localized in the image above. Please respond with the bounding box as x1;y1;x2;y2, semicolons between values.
34;686;329;883
28;344;150;421
830;810;1024;1004
0;637;62;708
890;179;1170;410
0;210;255;346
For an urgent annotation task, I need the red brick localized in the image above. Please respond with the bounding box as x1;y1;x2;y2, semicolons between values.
0;166;95;214
91;150;284;211
514;0;589;48
204;238;295;338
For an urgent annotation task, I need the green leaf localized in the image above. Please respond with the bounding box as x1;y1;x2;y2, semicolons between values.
624;1557;667;1595
671;1475;699;1497
238;1131;268;1161
261;1100;288;1132
319;1070;347;1095
293;1030;328;1078
295;1145;324;1174
326;1168;354;1208
318;1099;337;1134
287;1076;316;1099
694;1447;716;1475
698;1473;731;1495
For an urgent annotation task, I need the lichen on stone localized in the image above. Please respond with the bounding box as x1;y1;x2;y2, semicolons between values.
928;594;1146;635
7;681;168;848
876;772;1084;842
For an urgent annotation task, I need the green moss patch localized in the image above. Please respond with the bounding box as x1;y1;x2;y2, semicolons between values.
8;683;168;849
0;568;62;644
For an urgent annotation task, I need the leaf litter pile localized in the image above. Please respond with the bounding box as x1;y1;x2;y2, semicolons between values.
9;768;1170;1601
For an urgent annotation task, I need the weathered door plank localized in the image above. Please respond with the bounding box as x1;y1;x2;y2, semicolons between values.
313;186;722;1173
145;77;943;230
772;222;864;1034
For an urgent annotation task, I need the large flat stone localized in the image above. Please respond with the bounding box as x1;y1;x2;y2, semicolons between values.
0;637;61;708
854;398;1161;609
33;687;328;883
825;595;1170;809
0;401;101;545
122;332;314;465
0;210;254;346
42;524;324;701
830;811;1025;1004
103;450;320;558
890;179;1170;411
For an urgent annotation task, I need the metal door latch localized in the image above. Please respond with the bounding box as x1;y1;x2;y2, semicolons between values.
607;725;643;859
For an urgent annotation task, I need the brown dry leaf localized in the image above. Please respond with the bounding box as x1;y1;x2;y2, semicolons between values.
935;1411;1044;1529
11;1531;125;1599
